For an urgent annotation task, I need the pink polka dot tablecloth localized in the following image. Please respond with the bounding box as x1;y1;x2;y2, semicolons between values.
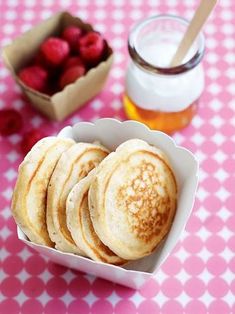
0;0;235;313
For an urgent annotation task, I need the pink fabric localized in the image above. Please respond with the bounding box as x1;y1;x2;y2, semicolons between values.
0;0;234;313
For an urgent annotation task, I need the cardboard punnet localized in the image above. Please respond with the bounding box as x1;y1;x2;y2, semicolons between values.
2;11;113;121
15;119;198;289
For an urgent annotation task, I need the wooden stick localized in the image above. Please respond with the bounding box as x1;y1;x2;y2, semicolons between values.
170;0;217;67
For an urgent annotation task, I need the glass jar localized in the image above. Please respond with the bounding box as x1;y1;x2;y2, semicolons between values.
123;15;205;134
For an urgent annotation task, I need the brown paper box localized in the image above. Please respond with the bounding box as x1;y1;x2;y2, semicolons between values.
2;11;113;121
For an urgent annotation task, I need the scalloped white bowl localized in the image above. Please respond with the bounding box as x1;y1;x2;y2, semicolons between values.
17;119;198;289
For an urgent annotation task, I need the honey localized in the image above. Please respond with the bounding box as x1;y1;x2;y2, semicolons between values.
123;93;198;134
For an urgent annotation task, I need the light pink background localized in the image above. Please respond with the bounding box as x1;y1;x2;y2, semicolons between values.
0;0;234;313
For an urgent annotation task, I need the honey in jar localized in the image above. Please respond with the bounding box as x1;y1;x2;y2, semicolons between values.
123;15;205;134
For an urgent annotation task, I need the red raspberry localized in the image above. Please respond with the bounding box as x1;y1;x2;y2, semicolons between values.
0;109;23;136
63;56;85;70
59;65;86;89
18;65;48;93
40;37;70;67
21;129;46;154
33;52;45;67
61;26;83;51
79;32;105;67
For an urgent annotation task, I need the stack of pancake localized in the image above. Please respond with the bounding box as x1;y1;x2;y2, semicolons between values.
11;137;177;265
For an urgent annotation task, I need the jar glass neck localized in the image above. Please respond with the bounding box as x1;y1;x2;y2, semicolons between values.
128;14;205;76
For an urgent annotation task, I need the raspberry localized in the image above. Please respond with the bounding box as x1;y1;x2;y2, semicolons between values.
21;129;46;154
61;26;83;51
63;56;84;70
33;52;45;67
40;37;70;67
79;32;105;66
0;109;23;136
59;65;86;89
18;65;48;93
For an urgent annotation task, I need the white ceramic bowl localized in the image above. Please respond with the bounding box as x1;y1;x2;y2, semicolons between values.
17;119;198;289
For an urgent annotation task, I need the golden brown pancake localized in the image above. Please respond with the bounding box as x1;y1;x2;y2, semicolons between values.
46;142;109;254
11;137;75;246
66;170;126;265
89;139;177;260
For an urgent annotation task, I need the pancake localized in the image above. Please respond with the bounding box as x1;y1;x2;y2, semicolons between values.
89;139;177;260
46;142;109;254
11;137;75;246
66;170;126;265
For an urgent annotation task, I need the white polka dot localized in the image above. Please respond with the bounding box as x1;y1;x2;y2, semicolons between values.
227;83;235;95
23;10;35;21
59;0;71;6
222;38;235;49
208;83;222;95
21;24;32;32
115;52;125;63
221;23;234;35
7;0;18;7
95;0;107;6
77;0;89;6
3;24;15;34
91;99;103;111
209;99;223;112
111;83;124;94
205;24;217;35
1;38;11;46
221;0;231;6
167;0;178;7
113;0;125;6
206;52;219;64
94;9;107;20
225;67;235;79
95;23;106;33
111;23;125;34
220;10;233;20
13;100;25;110
42;0;53;6
76;10;88;20
148;0;159;7
111;67;124;79
70;116;82;124
4;10;17;20
130;10;143;20
206;38;218;49
112;10;125;20
183;0;194;7
130;0;142;6
184;9;194;20
207;67;220;80
111;37;125;49
228;99;235;110
40;10;53;19
0;68;9;79
111;99;122;110
23;0;36;7
224;52;235;64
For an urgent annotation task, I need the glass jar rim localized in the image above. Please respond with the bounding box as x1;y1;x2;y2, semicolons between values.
128;14;205;75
